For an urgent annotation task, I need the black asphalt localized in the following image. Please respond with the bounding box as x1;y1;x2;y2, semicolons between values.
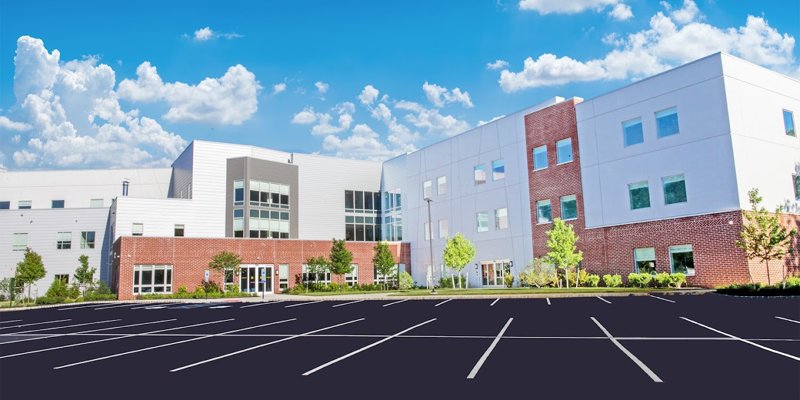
1;294;798;400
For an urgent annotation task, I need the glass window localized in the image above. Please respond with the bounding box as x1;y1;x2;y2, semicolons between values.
556;139;573;164
423;180;432;199
438;219;448;238
560;195;577;220
89;198;104;208
278;264;289;290
80;231;96;249
0;201;9;209
51;200;65;208
474;165;486;184
424;222;431;240
174;224;185;237
794;175;800;201
344;190;354;209
132;223;143;236
663;174;687;205
437;176;447;195
655;107;679;138
634;248;657;274
234;209;244;218
628;181;651;210
18;200;31;209
12;233;28;251
536;200;552;224
495;208;508;230
355;191;364;209
234;180;244;205
374;193;381;212
533;145;548;170
133;265;173;294
784;110;795;136
669;245;695;276
57;231;71;249
476;212;489;232
365;192;374;210
345;224;355;241
345;265;359;286
622;118;644;147
492;159;505;180
302;264;331;284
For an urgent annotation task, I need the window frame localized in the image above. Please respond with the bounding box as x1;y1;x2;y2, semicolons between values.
556;138;573;164
622;117;644;147
423;180;432;199
174;224;185;237
12;233;28;251
628;181;651;210
80;231;96;249
476;211;489;233
669;244;695;277
474;165;486;185
18;200;31;209
536;199;552;224
532;145;548;171
492;159;505;181
634;247;657;275
132;264;173;294
560;195;578;220
495;208;509;230
56;231;72;250
437;176;447;195
655;107;680;138
438;219;448;238
0;201;10;210
132;223;144;236
783;109;795;137
51;200;65;209
662;174;688;205
90;198;104;208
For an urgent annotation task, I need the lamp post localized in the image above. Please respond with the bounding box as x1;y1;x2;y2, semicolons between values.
424;197;436;294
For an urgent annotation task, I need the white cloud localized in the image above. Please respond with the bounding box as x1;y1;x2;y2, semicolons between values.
499;6;798;92
272;82;287;94
118;61;262;125
322;124;396;160
291;103;354;135
291;107;318;124
422;81;474;108
478;115;506;126
669;0;700;24
486;59;510;70
519;0;628;16
315;81;329;95
609;3;633;20
0;116;32;131
405;107;470;137
358;84;379;105
191;26;243;41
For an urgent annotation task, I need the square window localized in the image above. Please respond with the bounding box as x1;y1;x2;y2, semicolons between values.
423;180;432;199
438;219;448;238
174;224;185;237
81;231;96;249
476;212;489;232
495;208;508;230
89;198;104;208
474;165;486;184
18;200;31;209
784;110;795;136
556;139;573;164
663;175;687;205
0;201;9;210
51;200;65;208
492;159;505;180
634;247;656;274
533;145;548;170
669;245;695;276
437;176;447;195
57;231;72;250
132;223;143;236
622;118;644;147
655;107;679;138
536;200;552;224
560;195;578;220
12;233;28;251
628;181;651;210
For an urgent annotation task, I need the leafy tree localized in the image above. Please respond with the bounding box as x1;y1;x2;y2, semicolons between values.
208;251;242;292
74;254;96;295
372;241;396;289
442;233;476;289
328;239;353;289
736;189;797;287
0;277;24;304
305;255;329;292
544;219;583;289
16;247;46;301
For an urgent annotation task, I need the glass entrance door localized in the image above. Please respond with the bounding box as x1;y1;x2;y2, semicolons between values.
240;265;273;294
481;260;510;286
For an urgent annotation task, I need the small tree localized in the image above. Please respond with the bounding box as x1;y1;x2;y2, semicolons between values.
442;233;476;289
328;239;353;290
208;251;242;292
736;189;797;287
16;248;46;301
373;241;396;290
73;255;96;296
544;219;583;289
305;256;329;292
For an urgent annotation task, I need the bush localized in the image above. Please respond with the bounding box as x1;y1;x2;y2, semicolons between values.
628;273;652;288
583;274;600;287
36;296;66;305
399;271;414;290
198;280;221;293
653;272;672;288
603;274;622;287
519;258;557;288
669;273;686;288
83;293;117;301
504;273;514;288
717;283;800;296
438;274;467;288
784;276;800;288
46;279;70;298
85;281;112;296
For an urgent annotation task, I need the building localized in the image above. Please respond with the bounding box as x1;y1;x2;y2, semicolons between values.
1;52;797;298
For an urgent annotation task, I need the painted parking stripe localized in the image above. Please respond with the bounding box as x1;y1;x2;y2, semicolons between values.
0;319;72;331
285;300;323;308
129;303;167;310
596;296;612;304
681;317;800;362
0;319;233;360
546;298;551;305
434;299;452;307
332;300;364;308
649;295;675;303
467;318;513;379
0;320;23;324
490;299;499;307
94;303;139;310
57;303;107;311
209;305;231;309
170;318;365;372
591;317;662;383
240;301;282;308
775;316;800;325
302;318;437;376
54;318;296;370
1;319;120;337
1;319;175;345
382;299;407;307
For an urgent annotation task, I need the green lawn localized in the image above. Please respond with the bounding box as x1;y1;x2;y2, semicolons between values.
283;290;404;296
391;287;684;296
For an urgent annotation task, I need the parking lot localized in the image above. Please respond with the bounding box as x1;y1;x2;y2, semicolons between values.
1;294;799;399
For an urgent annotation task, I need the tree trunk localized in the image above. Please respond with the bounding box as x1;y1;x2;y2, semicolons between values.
781;261;786;289
451;271;455;289
766;260;771;286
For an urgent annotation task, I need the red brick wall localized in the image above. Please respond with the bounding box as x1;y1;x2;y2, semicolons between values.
745;213;800;285
114;237;411;300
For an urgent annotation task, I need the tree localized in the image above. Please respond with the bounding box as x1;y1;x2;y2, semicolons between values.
544;219;583;289
328;239;353;289
74;254;96;295
0;277;24;304
373;241;397;290
442;233;476;289
305;255;329;292
208;251;242;292
736;189;797;287
16;247;46;301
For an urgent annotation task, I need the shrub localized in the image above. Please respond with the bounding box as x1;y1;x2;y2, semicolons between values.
438;274;467;288
36;296;66;305
717;283;800;296
83;293;117;301
46;279;70;298
653;273;672;288
669;273;686;288
603;274;622;287
399;271;414;290
86;281;112;296
628;273;652;288
177;286;188;294
784;276;800;288
198;280;221;293
504;273;514;288
584;274;600;287
519;258;557;288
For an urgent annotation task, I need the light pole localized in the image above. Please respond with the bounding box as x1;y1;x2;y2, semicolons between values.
424;197;436;294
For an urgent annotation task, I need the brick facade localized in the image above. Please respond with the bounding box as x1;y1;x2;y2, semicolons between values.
113;237;410;300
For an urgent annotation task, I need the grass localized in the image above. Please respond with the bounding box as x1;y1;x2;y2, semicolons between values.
284;290;404;296
390;287;685;296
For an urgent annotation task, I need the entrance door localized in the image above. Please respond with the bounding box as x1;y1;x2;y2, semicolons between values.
481;260;510;286
240;265;273;294
481;262;496;286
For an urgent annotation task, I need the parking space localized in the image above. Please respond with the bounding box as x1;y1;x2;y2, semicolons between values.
1;293;799;399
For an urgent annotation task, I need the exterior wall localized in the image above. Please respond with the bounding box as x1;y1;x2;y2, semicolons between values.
114;236;410;300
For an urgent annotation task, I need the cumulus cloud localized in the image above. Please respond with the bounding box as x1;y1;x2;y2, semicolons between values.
486;59;509;70
322;123;396;160
422;82;474;108
609;3;633;21
519;0;632;20
290;103;354;135
190;26;243;41
499;2;798;92
0;116;32;131
118;61;262;125
358;84;379;105
404;107;470;137
272;82;287;94
315;81;329;95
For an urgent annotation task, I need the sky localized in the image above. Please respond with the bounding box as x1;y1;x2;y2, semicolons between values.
0;0;798;170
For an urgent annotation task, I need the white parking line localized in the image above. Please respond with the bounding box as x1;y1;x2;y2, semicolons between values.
649;295;675;303
596;296;612;304
332;300;364;308
130;303;170;310
434;299;453;307
1;319;233;360
1;319;121;337
467;318;513;379
775;316;800;324
58;303;107;311
54;318;296;370
0;319;176;345
94;303;138;310
591;317;662;383
546;298;551;305
0;319;22;324
209;306;231;309
240;301;282;308
170;318;365;372
284;300;323;308
681;317;800;362
382;299;407;307
0;319;72;331
302;318;437;376
490;299;499;307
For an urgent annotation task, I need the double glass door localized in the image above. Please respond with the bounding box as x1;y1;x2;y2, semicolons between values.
481;260;510;286
240;264;273;294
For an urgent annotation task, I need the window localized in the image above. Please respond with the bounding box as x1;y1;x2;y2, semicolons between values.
476;211;489;232
474;165;486;184
233;209;244;237
622;118;644;147
249;180;290;208
133;264;173;294
18;200;31;209
302;264;331;284
354;191;364;209
438;219;448;238
669;245;695;276
794;175;800;201
174;224;185;237
437;176;447;195
132;223;143;236
492;159;505;180
423;180;432;199
655;107;679;138
560;195;578;220
628;181;651;210
345;190;354;209
556;139;573;164
279;264;289;290
52;200;65;208
533;145;548;170
634;248;656;274
375;264;399;285
495;208;508;230
424;222;431;241
663;174;687;205
345;265;358;286
233;180;244;206
12;233;28;251
536;200;552;224
90;198;104;208
56;231;72;249
0;201;9;210
80;231;96;249
784;110;795;136
55;274;69;284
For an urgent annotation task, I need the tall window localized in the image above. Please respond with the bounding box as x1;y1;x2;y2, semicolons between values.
533;145;548;170
278;264;289;290
133;264;173;294
384;189;402;241
560;195;577;220
80;231;96;249
424;222;431;241
18;200;31;209
669;245;695;276
174;224;185;237
437;176;447;195
655;107;679;138
89;198;104;208
556;139;573;164
132;223;143;236
784;110;795;136
345;265;358;286
492;159;505;180
423;180;432;199
56;232;72;249
794;175;800;201
634;248;656;274
536;200;552;224
663;175;687;205
476;212;489;232
622;118;644;147
495;208;508;230
474;165;486;184
438;219;448;238
0;201;9;209
233;180;244;206
233;209;244;237
628;181;651;210
12;233;28;251
52;200;65;208
345;190;381;242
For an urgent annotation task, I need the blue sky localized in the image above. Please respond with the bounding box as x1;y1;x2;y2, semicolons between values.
0;0;798;169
